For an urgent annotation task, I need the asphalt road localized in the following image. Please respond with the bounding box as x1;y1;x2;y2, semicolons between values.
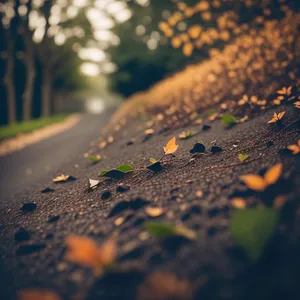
0;112;111;205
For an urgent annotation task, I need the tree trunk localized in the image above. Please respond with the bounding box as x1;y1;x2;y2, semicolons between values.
41;66;51;117
4;38;16;125
22;31;35;121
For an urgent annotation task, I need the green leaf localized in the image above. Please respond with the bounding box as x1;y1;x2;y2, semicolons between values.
149;157;157;164
99;170;109;177
221;114;237;126
238;153;249;162
179;130;197;139
205;109;217;117
230;208;279;261
145;222;197;240
115;164;134;173
99;169;127;180
88;155;101;163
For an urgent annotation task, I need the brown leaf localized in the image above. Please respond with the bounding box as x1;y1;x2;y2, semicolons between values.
65;235;117;269
137;271;193;300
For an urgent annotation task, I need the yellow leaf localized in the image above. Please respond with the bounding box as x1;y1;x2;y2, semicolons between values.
240;174;266;191
18;289;61;300
145;207;164;217
65;235;117;269
163;137;178;155
52;174;69;183
264;163;283;185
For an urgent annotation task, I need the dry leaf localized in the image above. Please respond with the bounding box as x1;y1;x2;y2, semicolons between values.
273;195;288;209
231;197;247;209
108;136;114;143
145;129;154;135
268;111;285;124
196;190;203;197
65;235;117;269
99;141;107;149
264;163;283;185
287;139;300;154
52;174;70;183
18;289;61;300
241;163;283;191
294;101;300;108
114;216;125;226
163;137;179;155
145;207;164;217
137;271;193;300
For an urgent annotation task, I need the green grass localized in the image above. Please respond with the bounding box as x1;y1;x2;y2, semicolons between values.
0;114;70;140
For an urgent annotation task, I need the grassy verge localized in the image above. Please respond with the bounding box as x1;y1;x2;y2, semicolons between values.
0;114;70;140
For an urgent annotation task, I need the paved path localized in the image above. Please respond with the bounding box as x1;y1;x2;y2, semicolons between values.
0;113;111;205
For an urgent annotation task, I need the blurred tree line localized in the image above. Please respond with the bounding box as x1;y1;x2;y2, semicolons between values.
0;0;90;125
108;0;300;97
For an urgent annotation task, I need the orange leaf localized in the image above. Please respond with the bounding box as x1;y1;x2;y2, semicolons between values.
163;137;178;155
264;163;283;185
137;271;194;300
277;111;285;119
18;289;61;300
65;235;117;268
240;174;266;191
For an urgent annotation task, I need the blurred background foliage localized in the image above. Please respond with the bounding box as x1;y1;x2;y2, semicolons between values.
0;0;299;126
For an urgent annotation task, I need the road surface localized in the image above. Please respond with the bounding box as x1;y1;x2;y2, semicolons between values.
0;113;111;205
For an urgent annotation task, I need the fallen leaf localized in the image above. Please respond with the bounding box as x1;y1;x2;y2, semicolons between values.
99;141;107;149
230;197;247;209
178;130;197;140
221;114;237;126
238;153;249;162
145;129;154;135
99;165;134;180
145;222;196;240
241;163;283;191
294;101;300;108
287;139;300;154
241;174;267;191
273;195;288;209
149;157;158;164
88;154;101;163
18;289;61;300
145;207;164;217
163;137;178;155
52;174;69;183
230;208;279;261
264;163;283;185
137;271;193;300
65;235;117;269
114;216;125;226
268;111;285;124
88;178;100;191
